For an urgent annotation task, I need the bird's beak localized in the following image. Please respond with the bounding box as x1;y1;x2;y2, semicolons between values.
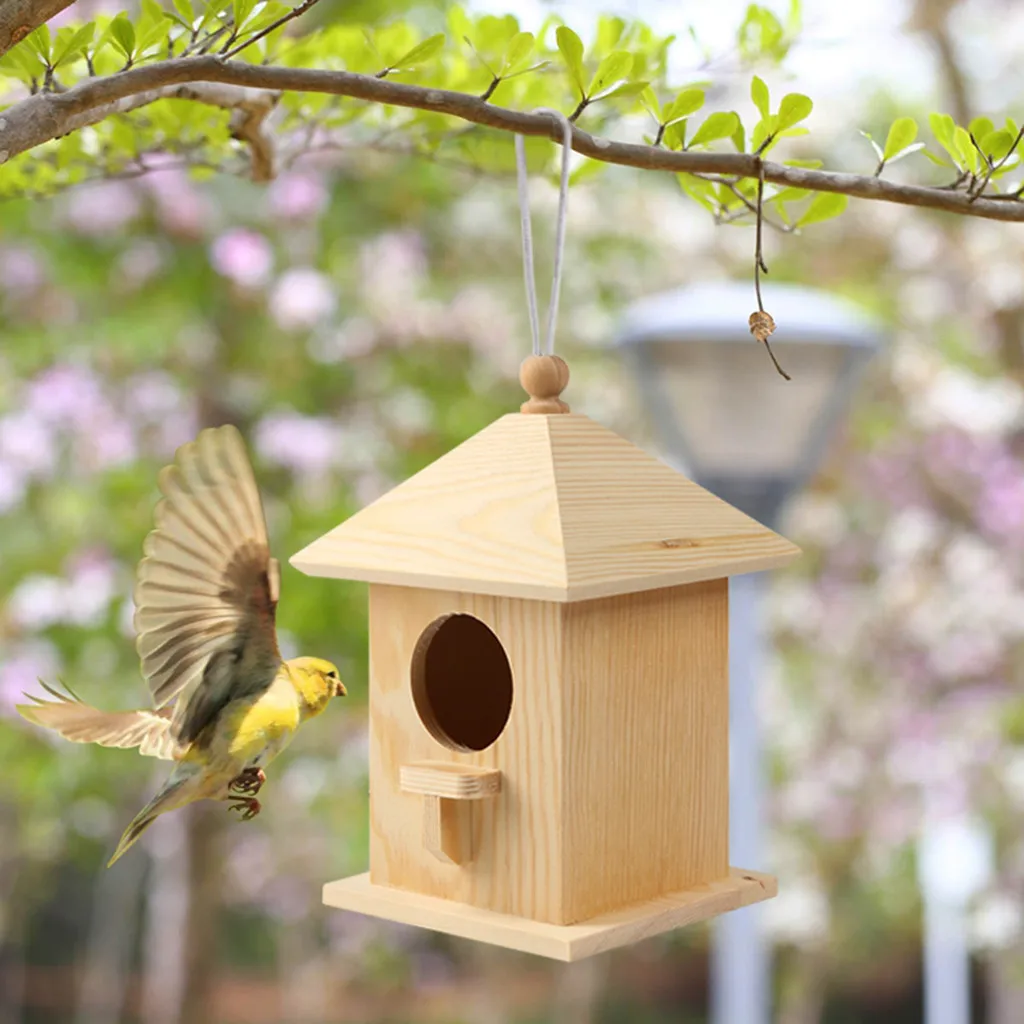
335;680;347;698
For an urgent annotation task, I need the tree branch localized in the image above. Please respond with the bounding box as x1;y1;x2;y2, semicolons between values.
3;54;1024;221
0;0;74;58
52;81;279;182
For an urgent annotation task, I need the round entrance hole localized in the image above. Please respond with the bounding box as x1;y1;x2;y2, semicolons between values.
411;614;514;752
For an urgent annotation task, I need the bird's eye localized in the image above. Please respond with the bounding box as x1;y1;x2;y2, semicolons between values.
327;670;337;679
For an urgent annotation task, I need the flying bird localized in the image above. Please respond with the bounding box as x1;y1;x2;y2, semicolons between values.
17;425;346;866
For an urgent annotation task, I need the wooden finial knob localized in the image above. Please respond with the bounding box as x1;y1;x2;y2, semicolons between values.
519;355;570;414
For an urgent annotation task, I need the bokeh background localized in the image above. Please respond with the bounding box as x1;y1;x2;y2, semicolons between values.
4;0;1024;1021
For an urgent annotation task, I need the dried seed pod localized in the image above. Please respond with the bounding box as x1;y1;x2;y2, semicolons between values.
748;310;791;381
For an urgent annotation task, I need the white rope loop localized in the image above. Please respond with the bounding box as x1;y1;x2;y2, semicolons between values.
514;108;573;357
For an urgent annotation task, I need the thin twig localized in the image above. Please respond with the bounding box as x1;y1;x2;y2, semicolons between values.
753;158;791;381
223;0;323;60
754;160;767;312
704;175;793;232
970;124;1024;201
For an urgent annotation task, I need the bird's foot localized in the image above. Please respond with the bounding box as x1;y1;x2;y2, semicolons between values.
227;796;261;821
229;767;266;795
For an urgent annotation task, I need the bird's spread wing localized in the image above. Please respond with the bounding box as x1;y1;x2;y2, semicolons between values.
133;424;282;747
17;681;180;760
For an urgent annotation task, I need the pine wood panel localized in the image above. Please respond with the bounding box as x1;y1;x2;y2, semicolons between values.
400;762;502;800
560;579;730;923
367;584;567;922
292;415;567;599
290;414;800;602
548;415;800;599
323;868;776;962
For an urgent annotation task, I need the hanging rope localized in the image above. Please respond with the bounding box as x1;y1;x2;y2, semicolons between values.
514;108;573;357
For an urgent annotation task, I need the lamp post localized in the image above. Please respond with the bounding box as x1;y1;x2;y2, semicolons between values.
918;813;993;1024
615;281;881;1024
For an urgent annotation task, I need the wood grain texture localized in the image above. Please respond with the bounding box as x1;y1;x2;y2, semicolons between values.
323;868;776;962
422;795;476;865
290;413;800;602
400;762;502;800
560;580;730;922
367;584;567;922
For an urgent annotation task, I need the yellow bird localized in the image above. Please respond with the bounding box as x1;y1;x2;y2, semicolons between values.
17;424;346;866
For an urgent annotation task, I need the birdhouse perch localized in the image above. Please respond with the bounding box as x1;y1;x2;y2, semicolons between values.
290;356;800;961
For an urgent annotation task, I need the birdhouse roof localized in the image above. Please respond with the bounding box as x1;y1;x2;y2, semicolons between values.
290;413;800;602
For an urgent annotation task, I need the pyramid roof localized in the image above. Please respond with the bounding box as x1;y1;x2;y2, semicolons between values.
290;413;800;602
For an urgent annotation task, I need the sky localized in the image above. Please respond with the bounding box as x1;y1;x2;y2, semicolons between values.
466;0;1024;149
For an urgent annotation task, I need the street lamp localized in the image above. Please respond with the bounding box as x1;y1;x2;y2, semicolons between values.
615;280;881;1024
918;813;993;1024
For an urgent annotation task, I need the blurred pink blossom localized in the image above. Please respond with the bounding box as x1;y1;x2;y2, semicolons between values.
0;462;26;512
269;268;337;330
254;411;339;476
0;641;61;719
126;371;185;421
143;167;215;237
269;172;328;221
0;247;46;294
81;415;137;470
7;576;67;631
115;240;166;290
65;181;141;237
65;549;120;627
0;411;57;478
210;229;274;288
26;365;106;429
8;551;119;631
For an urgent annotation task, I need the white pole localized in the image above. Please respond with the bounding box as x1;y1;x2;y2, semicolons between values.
923;897;971;1024
711;572;769;1024
918;816;992;1024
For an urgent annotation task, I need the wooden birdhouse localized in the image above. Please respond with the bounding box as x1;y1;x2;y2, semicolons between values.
290;356;800;961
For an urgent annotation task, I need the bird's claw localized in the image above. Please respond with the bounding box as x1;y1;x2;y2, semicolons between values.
229;767;266;795
228;796;261;821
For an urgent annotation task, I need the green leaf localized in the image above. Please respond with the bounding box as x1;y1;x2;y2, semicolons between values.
799;192;847;226
886;142;925;166
23;24;52;62
597;80;649;102
750;75;769;120
556;25;586;94
929;112;955;147
859;130;884;163
979;128;1016;162
785;158;823;169
662;87;704;125
394;33;445;68
503;31;534;72
173;0;195;26
0;44;40;80
688;111;740;148
882;117;917;161
968;116;994;143
234;0;259;31
953;124;979;173
641;85;661;119
677;172;718;213
732;119;746;153
922;148;953;167
109;15;137;60
589;50;632;97
776;93;812;131
52;23;95;68
663;121;686;150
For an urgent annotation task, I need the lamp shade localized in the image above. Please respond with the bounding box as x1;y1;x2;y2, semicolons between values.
616;282;881;523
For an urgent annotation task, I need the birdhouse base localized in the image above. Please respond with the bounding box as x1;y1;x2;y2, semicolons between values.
322;868;776;961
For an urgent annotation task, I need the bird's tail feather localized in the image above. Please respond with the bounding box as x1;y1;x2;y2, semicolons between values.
107;774;192;867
